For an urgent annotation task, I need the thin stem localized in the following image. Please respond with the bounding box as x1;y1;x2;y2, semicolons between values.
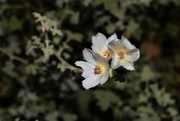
54;52;82;73
0;47;28;64
0;3;37;13
0;5;24;12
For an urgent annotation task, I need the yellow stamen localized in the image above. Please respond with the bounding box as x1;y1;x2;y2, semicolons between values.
103;50;110;58
94;65;106;74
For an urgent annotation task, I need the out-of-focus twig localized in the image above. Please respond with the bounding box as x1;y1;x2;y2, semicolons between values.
0;4;37;13
54;52;82;73
0;47;28;64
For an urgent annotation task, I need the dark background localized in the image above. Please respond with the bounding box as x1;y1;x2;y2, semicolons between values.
0;0;180;121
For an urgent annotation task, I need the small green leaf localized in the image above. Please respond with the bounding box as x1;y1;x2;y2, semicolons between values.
45;111;59;121
105;23;116;34
93;90;120;111
61;113;77;121
94;0;119;15
140;65;156;81
66;31;84;42
167;107;178;117
127;19;142;40
33;12;46;22
9;16;23;31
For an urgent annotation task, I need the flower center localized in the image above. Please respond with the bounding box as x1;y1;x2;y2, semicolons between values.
103;50;110;58
117;50;124;59
94;66;102;74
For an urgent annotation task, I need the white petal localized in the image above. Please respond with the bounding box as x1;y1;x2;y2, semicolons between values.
107;33;118;42
82;75;101;89
91;45;101;54
126;49;140;62
121;60;135;70
82;48;97;65
100;72;109;84
92;33;107;51
82;69;95;78
75;61;95;78
102;33;117;52
108;40;122;53
111;54;121;69
121;35;135;50
95;53;110;70
75;61;94;69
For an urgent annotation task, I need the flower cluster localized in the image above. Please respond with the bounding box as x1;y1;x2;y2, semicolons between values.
75;33;140;89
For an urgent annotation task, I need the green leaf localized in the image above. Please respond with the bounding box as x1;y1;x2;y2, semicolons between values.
69;11;79;24
6;36;21;54
93;90;120;111
61;113;77;121
138;105;154;114
114;81;126;90
105;23;116;34
66;31;84;42
138;94;148;103
161;93;175;106
82;0;92;6
50;28;63;36
94;0;119;15
25;64;37;75
33;12;46;22
140;65;156;81
9;16;23;31
135;112;160;121
150;84;175;107
41;45;54;61
167;107;178;117
2;61;17;77
45;111;59;121
138;0;152;6
127;19;142;40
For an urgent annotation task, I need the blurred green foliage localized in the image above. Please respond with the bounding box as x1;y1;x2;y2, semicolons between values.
0;0;180;121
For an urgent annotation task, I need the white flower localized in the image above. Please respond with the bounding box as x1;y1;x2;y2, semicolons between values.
108;35;140;70
75;48;109;89
91;33;117;60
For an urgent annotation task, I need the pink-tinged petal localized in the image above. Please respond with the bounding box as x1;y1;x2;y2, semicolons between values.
82;75;101;89
75;61;94;69
126;49;140;62
121;35;135;50
111;54;121;69
121;60;135;70
108;40;123;53
82;48;97;65
92;33;107;51
82;69;95;78
100;72;109;84
107;33;118;43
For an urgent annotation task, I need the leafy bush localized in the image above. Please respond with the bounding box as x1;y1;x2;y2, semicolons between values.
0;0;180;121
